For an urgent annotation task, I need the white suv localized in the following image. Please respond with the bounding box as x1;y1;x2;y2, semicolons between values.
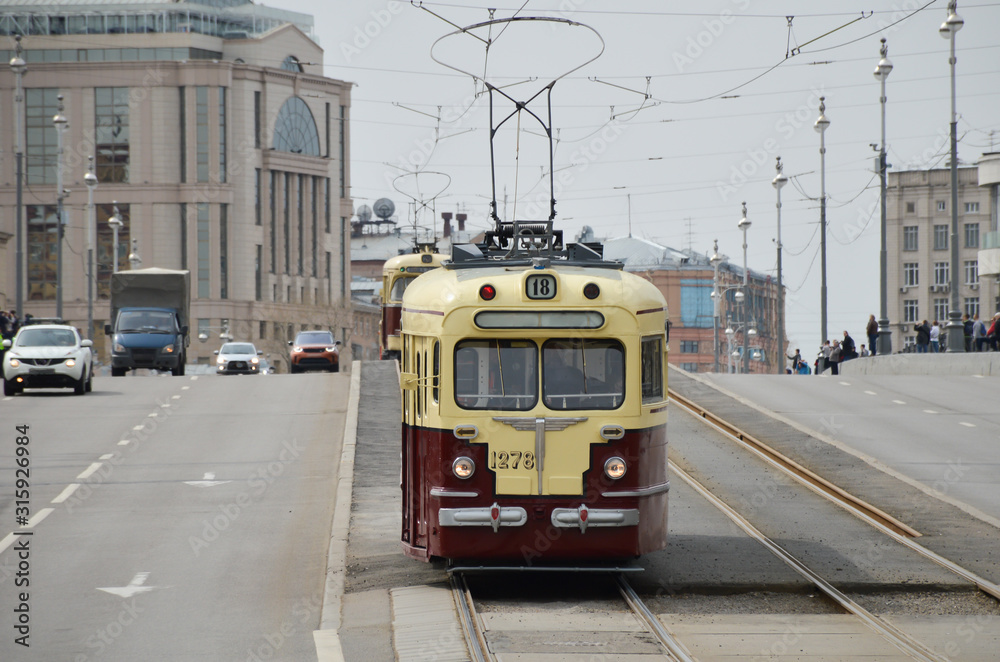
2;324;94;396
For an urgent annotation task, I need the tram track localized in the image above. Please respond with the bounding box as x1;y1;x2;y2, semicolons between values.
668;387;1000;604
449;570;697;661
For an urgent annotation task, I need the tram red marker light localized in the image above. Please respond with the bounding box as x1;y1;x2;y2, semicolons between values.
491;506;500;521
580;508;588;522
583;283;600;299
479;284;497;300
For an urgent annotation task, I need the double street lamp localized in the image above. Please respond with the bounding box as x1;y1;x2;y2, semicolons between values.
738;202;752;374
814;98;831;348
874;38;894;356
84;157;97;341
9;36;26;321
941;1;965;352
772;157;788;373
54;95;68;320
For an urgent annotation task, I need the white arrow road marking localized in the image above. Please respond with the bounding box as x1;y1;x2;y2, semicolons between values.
184;472;231;487
98;572;160;598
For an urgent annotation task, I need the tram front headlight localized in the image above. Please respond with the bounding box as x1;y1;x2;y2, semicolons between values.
452;456;476;479
604;456;627;480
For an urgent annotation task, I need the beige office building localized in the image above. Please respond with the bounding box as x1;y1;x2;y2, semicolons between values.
0;0;353;371
886;164;995;349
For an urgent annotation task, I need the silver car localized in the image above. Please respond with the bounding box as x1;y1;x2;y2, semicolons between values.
2;324;94;395
214;342;263;375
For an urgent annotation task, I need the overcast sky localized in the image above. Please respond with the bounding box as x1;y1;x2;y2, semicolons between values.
277;0;1000;353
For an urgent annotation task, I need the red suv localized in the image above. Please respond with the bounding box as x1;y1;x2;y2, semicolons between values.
289;331;341;373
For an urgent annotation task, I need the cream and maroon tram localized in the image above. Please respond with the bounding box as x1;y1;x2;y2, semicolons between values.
380;248;447;361
399;235;669;563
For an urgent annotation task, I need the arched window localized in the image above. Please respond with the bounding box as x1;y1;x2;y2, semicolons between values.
281;55;303;72
273;97;320;156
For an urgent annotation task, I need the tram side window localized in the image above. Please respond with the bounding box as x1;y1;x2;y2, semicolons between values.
432;341;440;403
641;335;664;404
389;276;413;303
543;339;624;410
454;340;537;411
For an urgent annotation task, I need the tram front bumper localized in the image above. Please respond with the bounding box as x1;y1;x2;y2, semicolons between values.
438;503;639;534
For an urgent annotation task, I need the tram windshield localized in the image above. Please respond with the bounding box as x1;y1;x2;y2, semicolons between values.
453;338;625;411
455;340;538;410
389;276;415;302
542;339;624;410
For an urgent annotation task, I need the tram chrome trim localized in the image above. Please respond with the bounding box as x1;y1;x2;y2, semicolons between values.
439;506;527;527
602;480;671;498
550;507;639;530
430;488;479;498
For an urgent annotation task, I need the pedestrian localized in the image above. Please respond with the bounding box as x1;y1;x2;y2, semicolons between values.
973;313;988;352
842;330;857;360
915;320;931;353
930;321;941;353
866;314;878;356
829;340;842;375
987;313;1000;352
859;344;870;357
787;348;801;373
796;359;811;375
963;313;974;352
817;341;832;374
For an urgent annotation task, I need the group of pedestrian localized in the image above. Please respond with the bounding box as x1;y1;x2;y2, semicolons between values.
1;309;21;340
913;312;1000;352
809;330;860;375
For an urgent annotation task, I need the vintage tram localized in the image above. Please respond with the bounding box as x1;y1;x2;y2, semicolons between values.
380;246;447;361
399;225;669;563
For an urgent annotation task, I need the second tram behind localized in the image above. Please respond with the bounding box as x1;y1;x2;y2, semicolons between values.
380;247;447;360
400;239;670;564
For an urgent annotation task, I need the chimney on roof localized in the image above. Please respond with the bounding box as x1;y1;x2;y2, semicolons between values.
456;213;466;232
442;212;453;238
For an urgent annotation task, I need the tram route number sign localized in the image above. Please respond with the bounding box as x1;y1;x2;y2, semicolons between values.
526;274;557;300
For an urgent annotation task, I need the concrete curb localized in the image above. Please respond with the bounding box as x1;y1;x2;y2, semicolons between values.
313;361;362;662
840;352;1000;376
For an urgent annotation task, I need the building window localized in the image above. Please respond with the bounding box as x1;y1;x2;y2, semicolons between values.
903;226;918;251
220;203;228;299
196;86;209;182
679;340;699;353
259;320;266;339
218;87;227;183
680;363;699;372
95;87;130;183
273;97;320;156
933;299;948;321
340;216;347;298
179;203;187;270
964;260;978;285
906;201;915;214
933;224;948;250
269;171;277;273
933;262;949;286
255;244;262;301
179;87;187;183
254;90;261;149
937;200;946;212
965;223;979;249
964;201;980;213
325;103;331;157
284;173;291;274
903;300;918;323
326;252;332;305
24;87;59;184
197;203;210;298
255;169;262;226
965;298;979;318
26;205;57;300
312;176;319;277
339;105;346;197
298;174;305;276
903;263;918;287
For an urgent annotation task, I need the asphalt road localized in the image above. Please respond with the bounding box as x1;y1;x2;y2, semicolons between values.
0;371;349;661
696;372;1000;523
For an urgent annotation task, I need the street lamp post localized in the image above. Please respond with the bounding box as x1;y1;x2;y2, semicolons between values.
9;36;27;321
815;97;831;348
109;202;123;274
772;158;788;373
738;202;751;374
710;240;724;373
128;238;142;270
874;38;894;356
941;1;965;352
84;157;98;341
53;95;68;320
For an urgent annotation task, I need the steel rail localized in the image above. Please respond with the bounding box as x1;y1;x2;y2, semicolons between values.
670;388;921;537
670;389;1000;603
669;460;946;662
616;574;697;662
450;572;489;662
